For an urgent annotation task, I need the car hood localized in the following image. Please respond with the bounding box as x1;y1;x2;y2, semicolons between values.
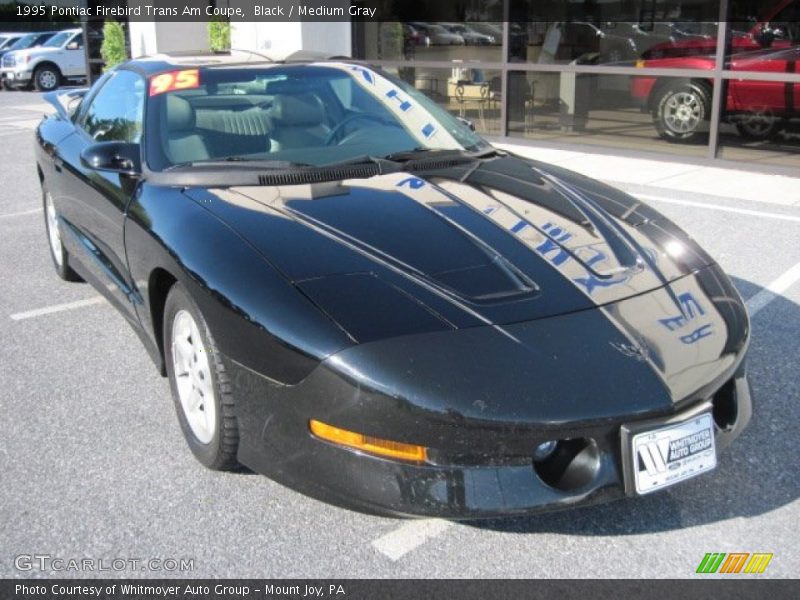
15;47;58;59
184;155;715;342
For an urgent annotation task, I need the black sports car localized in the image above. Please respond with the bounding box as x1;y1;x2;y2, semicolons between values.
36;53;751;518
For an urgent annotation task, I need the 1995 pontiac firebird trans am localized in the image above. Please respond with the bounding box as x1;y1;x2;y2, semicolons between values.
36;52;752;518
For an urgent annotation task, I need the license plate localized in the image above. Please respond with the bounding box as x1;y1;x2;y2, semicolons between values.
631;412;716;494
7;73;14;80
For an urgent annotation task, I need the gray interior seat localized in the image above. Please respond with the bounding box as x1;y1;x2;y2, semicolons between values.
162;95;210;164
268;93;330;150
196;108;272;158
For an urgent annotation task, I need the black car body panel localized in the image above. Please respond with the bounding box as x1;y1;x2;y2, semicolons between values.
34;59;752;517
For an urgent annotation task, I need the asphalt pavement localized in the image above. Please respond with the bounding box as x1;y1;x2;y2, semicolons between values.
0;90;798;578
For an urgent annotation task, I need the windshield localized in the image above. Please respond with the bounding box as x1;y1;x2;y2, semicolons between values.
43;31;72;48
145;63;488;171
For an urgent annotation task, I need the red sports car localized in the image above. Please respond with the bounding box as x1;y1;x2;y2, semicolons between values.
632;46;799;143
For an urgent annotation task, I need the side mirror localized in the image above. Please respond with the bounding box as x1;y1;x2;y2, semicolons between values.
756;26;776;48
66;41;80;51
81;142;141;176
457;116;476;131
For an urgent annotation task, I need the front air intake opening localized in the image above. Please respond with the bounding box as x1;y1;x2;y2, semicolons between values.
532;438;600;492
712;378;738;431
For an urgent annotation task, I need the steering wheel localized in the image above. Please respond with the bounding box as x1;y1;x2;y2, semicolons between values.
324;113;393;146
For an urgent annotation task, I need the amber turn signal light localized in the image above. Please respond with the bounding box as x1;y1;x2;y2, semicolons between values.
309;419;428;463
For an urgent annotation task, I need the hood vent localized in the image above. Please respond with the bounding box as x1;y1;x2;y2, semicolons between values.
258;165;380;186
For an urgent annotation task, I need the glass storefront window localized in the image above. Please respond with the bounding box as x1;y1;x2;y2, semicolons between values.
352;2;800;172
380;66;502;135
507;71;712;157
508;1;721;66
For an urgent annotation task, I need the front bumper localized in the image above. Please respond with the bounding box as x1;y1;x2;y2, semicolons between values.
230;262;751;518
230;355;751;519
1;68;31;85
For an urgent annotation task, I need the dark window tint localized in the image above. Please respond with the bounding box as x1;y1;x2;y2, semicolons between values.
81;70;144;143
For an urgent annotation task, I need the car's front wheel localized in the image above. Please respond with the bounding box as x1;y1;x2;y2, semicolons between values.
164;282;240;471
734;110;782;141
653;80;711;143
43;185;82;281
33;64;60;92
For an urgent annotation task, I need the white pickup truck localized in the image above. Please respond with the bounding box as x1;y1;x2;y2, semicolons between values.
1;28;86;91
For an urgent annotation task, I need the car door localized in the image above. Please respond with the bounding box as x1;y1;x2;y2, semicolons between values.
52;69;145;324
62;32;84;77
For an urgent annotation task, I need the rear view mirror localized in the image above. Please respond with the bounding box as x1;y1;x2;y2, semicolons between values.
66;41;80;50
457;116;476;131
80;142;141;176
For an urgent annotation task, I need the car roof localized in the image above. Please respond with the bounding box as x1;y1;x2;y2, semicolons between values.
119;50;355;78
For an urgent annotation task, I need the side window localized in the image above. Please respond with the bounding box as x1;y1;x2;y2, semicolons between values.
80;70;145;143
68;34;83;50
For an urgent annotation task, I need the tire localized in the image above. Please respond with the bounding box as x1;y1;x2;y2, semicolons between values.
42;184;82;282
163;282;240;471
735;111;782;141
33;64;60;92
652;80;711;143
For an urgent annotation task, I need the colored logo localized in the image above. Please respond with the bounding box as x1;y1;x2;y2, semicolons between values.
696;552;773;574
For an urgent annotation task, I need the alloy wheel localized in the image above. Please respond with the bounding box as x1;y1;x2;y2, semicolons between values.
38;69;57;90
663;91;702;134
171;309;217;444
45;191;63;267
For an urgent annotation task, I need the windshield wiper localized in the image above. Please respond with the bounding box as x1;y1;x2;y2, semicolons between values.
383;147;503;162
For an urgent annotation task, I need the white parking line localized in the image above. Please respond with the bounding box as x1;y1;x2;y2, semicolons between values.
635;194;800;224
0;128;34;138
9;296;107;321
370;260;800;561
745;261;800;317
0;208;42;220
372;519;453;561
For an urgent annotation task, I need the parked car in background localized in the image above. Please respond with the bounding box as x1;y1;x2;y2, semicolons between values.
633;45;800;142
0;31;56;89
0;33;23;50
1;28;85;91
555;22;642;64
466;22;503;45
601;22;674;62
439;23;495;45
408;22;465;46
402;23;430;49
